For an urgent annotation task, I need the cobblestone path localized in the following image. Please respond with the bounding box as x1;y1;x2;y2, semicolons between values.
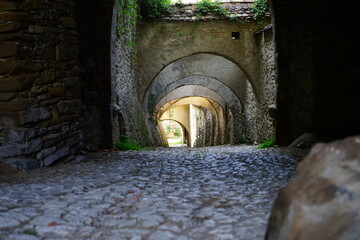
0;146;307;240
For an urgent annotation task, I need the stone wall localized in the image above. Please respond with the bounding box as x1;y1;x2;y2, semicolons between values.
254;25;276;141
137;19;275;144
190;104;206;147
110;2;153;147
0;0;82;168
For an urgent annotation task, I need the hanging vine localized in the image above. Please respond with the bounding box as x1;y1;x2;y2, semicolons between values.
117;0;139;53
116;0;172;54
252;0;269;21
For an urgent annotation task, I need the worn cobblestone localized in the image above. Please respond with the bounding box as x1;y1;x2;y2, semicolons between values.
0;145;307;239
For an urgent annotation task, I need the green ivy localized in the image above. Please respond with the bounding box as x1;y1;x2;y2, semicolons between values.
117;0;139;53
195;0;228;16
140;0;172;21
115;134;143;150
257;139;275;149
252;0;269;21
117;0;172;53
175;0;185;9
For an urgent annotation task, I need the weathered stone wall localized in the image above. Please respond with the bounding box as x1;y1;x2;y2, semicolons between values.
161;105;190;134
0;0;82;168
110;2;153;147
254;25;276;141
137;18;275;144
190;104;206;147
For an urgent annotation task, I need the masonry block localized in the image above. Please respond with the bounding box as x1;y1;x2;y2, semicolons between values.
0;98;30;111
0;2;22;12
0;42;18;58
0;12;32;22
0;75;34;92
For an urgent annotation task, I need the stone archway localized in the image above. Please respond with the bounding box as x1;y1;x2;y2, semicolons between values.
143;52;263;145
158;96;226;146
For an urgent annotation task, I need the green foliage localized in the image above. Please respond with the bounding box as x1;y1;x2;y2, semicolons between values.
177;31;185;36
174;128;181;137
165;125;171;134
175;0;185;9
117;0;139;53
195;0;228;16
252;0;269;21
257;139;275;149
117;0;172;54
140;0;172;21
115;134;143;151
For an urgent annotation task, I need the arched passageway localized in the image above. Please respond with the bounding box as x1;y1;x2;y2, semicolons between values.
160;119;188;147
0;1;359;240
142;51;274;146
0;0;358;165
159;96;226;147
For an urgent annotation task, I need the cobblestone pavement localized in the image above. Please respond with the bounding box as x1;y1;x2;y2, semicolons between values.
0;145;307;240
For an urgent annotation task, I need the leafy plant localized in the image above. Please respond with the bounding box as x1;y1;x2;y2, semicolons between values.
257;139;275;149
140;0;172;21
174;128;181;137
195;0;228;16
165;125;171;134
252;0;269;21
177;31;185;36
117;0;172;55
117;0;139;54
175;0;185;9
115;134;143;151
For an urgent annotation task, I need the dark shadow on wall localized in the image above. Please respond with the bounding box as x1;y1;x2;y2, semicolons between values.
271;0;360;145
75;0;115;149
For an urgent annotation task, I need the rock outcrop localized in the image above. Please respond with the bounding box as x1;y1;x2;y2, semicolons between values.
266;136;360;240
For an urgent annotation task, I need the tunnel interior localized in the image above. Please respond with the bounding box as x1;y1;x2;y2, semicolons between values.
0;0;360;239
0;0;358;164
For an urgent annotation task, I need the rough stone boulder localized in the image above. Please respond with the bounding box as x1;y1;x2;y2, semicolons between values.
266;136;360;240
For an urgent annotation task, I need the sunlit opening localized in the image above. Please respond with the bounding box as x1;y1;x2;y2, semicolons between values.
161;120;185;147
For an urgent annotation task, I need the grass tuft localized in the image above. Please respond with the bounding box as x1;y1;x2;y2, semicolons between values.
257;139;275;149
115;135;143;151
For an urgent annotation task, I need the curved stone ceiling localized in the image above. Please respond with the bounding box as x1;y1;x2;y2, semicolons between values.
155;85;227;112
159;96;222;125
143;53;257;104
153;75;243;108
162;97;219;114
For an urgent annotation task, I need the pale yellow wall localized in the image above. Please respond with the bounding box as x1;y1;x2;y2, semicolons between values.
160;105;190;133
